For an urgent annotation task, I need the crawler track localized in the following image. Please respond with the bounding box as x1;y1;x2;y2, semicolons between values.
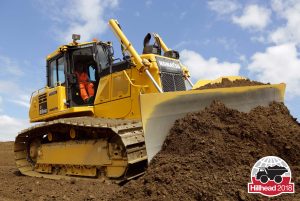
14;117;147;181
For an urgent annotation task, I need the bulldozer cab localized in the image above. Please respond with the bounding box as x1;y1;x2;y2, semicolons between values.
46;42;113;107
69;46;98;106
28;41;116;122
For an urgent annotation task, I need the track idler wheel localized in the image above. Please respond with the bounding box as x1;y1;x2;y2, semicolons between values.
29;139;41;163
47;132;53;142
69;128;77;139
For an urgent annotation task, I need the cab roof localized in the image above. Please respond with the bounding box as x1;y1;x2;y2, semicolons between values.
46;41;97;61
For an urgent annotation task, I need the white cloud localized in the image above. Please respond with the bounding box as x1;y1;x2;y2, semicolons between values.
0;80;21;94
208;0;240;15
248;43;300;97
9;95;30;108
238;55;247;63
232;5;271;30
134;11;140;17
0;96;3;112
0;55;23;77
0;54;30;109
174;40;206;50
0;79;30;109
37;0;119;42
270;0;300;45
251;35;267;43
146;0;152;7
0;115;30;141
216;37;237;51
180;49;241;81
180;11;187;20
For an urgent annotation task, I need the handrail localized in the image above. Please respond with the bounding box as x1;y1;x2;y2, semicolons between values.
122;70;148;89
30;86;48;102
31;86;47;97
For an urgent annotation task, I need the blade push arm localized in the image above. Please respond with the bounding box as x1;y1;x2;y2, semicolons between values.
109;19;163;93
109;19;145;71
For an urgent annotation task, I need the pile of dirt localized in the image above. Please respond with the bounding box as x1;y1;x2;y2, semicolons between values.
196;78;268;90
111;101;300;201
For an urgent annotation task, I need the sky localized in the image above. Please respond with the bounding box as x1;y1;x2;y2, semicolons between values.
0;0;299;141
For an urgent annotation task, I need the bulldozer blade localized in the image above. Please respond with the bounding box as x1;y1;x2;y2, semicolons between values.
140;84;286;162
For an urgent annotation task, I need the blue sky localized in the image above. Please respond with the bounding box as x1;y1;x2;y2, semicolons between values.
0;0;299;140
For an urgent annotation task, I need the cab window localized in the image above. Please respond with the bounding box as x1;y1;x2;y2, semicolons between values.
48;56;65;87
57;57;65;84
72;48;97;81
96;45;110;71
88;65;96;81
50;60;57;87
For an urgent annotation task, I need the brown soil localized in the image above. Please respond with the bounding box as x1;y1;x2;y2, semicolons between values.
1;101;299;200
0;142;119;201
196;78;268;90
111;101;300;201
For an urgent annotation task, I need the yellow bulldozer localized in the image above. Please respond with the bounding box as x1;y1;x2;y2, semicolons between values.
14;19;285;181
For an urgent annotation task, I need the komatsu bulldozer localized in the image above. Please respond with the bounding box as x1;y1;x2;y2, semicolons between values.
14;19;286;181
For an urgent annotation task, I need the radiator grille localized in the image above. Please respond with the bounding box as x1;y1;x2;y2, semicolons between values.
161;72;186;92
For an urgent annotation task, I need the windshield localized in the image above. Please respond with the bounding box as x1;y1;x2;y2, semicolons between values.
72;47;97;80
71;44;111;76
95;44;110;71
72;47;94;69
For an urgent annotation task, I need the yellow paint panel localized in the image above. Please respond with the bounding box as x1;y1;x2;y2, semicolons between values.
37;140;111;166
95;75;111;104
47;86;67;115
30;106;94;122
30;86;68;121
111;71;131;101
94;97;132;118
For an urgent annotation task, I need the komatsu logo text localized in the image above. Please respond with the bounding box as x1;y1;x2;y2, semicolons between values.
157;60;181;70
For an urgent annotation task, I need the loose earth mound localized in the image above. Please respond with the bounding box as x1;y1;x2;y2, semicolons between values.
111;101;300;201
196;78;267;90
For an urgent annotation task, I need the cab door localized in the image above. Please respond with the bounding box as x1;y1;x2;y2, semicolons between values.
46;55;67;115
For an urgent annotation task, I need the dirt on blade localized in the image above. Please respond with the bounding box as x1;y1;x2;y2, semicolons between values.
110;101;300;201
196;78;268;90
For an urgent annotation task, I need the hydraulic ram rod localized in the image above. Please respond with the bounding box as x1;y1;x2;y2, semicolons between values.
109;19;143;69
109;19;163;93
145;69;163;93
